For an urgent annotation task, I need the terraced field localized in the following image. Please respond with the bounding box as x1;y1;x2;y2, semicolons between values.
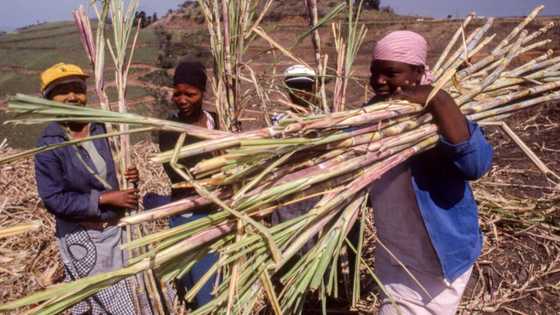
0;21;161;148
1;10;559;314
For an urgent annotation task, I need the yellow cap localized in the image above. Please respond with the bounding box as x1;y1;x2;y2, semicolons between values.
40;63;88;95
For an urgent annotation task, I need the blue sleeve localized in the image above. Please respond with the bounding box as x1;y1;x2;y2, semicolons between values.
438;120;493;181
34;145;102;221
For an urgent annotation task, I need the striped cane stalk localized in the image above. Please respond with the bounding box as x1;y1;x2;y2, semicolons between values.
1;4;560;315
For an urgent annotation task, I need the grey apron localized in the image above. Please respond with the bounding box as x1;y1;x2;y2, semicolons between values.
57;222;137;315
55;139;142;315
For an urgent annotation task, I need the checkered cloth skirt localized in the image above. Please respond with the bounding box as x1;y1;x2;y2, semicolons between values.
57;222;151;315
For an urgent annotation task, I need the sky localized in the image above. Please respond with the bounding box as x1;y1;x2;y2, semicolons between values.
387;0;560;18
1;0;559;32
0;0;185;31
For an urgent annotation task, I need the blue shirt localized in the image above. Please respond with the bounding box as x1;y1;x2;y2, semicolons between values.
410;120;493;281
34;123;121;222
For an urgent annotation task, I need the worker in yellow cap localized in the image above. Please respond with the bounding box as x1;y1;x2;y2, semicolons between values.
34;63;150;314
40;63;88;99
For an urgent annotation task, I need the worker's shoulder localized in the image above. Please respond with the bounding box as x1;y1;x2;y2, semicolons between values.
37;122;66;144
166;111;181;122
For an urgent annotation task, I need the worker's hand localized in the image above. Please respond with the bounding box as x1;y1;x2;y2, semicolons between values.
392;85;439;109
124;167;140;184
394;85;470;144
99;189;139;209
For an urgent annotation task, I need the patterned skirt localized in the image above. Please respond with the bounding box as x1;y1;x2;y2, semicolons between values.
56;221;152;315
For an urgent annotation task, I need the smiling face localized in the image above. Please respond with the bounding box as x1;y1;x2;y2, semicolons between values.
369;60;424;97
173;83;203;118
48;80;88;106
47;79;88;131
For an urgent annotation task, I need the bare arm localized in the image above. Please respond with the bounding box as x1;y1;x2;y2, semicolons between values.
428;91;470;144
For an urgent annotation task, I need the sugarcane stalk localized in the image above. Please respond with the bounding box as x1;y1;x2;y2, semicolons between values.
467;70;559;94
73;6;96;65
463;80;560;114
119;190;230;226
457;30;528;105
6;94;229;138
153;102;419;163
523;21;555;44
332;1;367;112
73;2;127;193
89;1;112;113
351;203;366;308
479;121;560;183
429;33;496;104
472;49;555;81
0;127;153;165
305;0;329;113
106;1;167;311
3;5;560;314
502;49;554;77
0;221;42;239
170;133;282;264
511;55;560;78
493;5;544;52
435;17;494;79
433;14;474;73
163;117;430;195
468;90;560;121
457;37;552;80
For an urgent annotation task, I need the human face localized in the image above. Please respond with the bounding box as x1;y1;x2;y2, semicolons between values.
286;80;315;107
173;83;203;117
370;60;424;97
49;81;87;106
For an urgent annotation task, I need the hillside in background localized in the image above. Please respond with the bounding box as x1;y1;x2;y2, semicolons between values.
0;2;401;148
0;4;559;147
170;0;401;23
0;21;162;148
1;3;560;314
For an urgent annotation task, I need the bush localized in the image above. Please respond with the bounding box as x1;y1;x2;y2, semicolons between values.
140;69;173;87
380;6;395;14
195;14;205;25
364;0;381;10
157;52;176;69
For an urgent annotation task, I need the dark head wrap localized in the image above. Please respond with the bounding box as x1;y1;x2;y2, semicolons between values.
173;60;207;91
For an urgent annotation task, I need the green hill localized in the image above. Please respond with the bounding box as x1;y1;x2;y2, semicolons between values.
0;21;160;98
0;21;161;148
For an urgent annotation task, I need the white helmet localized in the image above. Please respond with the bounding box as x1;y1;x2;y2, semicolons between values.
283;64;316;84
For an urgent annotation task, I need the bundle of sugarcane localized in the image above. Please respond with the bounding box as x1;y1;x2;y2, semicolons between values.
2;5;560;315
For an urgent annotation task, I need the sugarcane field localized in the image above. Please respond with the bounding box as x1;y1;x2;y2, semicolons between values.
1;0;560;314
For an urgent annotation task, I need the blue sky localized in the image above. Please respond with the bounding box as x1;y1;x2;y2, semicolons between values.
1;1;559;32
389;0;560;18
0;0;185;31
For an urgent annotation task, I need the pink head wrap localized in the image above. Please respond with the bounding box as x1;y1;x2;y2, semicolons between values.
372;31;434;85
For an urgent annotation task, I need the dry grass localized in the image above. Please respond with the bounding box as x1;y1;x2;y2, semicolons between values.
462;105;560;314
0;146;60;307
1;106;558;313
349;104;560;314
1;8;559;314
0;140;170;312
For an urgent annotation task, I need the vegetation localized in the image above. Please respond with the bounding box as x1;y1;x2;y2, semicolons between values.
0;1;559;314
363;0;381;11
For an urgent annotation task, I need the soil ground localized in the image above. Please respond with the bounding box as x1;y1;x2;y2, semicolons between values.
0;7;559;315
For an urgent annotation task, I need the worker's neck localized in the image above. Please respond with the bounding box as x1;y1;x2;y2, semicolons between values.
179;106;204;124
66;122;90;139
